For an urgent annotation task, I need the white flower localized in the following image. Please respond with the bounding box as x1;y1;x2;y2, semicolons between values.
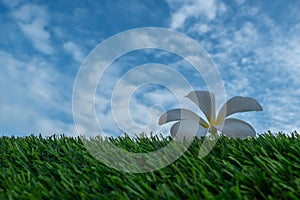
158;91;263;141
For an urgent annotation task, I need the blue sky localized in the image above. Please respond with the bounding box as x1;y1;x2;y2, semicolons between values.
0;0;299;137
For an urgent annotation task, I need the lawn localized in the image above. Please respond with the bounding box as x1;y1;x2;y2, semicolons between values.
0;132;299;199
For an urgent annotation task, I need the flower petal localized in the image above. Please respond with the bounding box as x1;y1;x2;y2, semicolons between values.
216;96;263;122
158;108;209;127
170;120;208;141
214;118;256;139
185;91;216;122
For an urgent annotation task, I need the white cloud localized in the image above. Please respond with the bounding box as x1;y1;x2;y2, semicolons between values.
2;0;22;8
189;23;210;34
0;50;74;135
10;4;54;54
259;88;300;134
93;64;195;137
1;103;76;136
71;27;228;137
167;0;227;29
63;41;84;62
254;25;300;133
235;0;246;5
165;1;300;134
270;38;300;84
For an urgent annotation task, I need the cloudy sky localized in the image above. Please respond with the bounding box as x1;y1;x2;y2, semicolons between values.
1;0;299;137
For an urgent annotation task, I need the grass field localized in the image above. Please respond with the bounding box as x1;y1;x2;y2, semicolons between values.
1;132;300;199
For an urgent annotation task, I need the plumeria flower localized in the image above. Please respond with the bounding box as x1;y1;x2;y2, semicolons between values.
158;91;262;141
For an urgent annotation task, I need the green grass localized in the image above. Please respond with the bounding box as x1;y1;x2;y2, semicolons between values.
1;131;300;199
